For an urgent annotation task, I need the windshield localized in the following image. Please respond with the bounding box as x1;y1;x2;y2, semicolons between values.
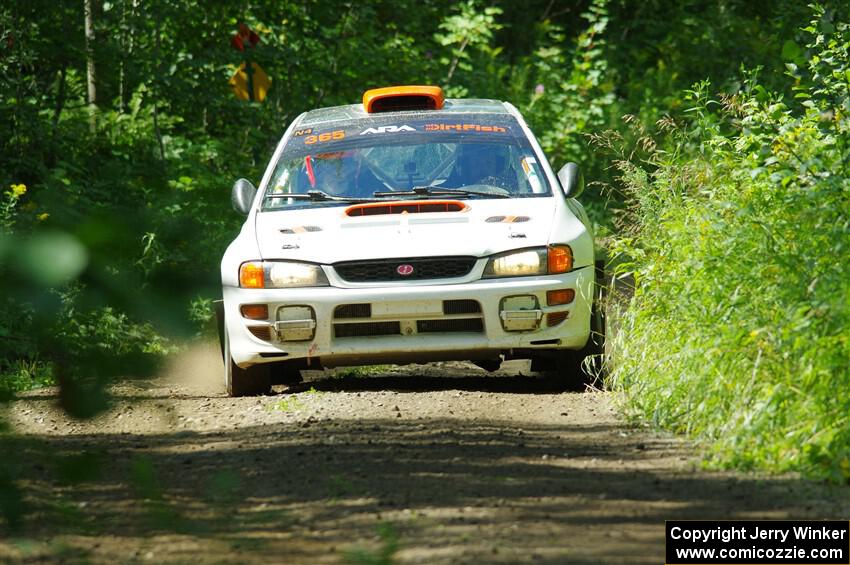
262;114;551;210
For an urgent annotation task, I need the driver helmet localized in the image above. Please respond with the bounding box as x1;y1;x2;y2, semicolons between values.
455;144;509;186
307;151;357;195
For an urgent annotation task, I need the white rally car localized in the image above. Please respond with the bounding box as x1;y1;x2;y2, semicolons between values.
218;86;603;396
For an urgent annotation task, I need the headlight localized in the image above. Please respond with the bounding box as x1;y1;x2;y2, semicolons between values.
484;249;546;277
483;246;573;278
239;261;329;288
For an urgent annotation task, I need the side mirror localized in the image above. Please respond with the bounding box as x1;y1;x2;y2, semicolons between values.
231;178;257;215
557;162;584;199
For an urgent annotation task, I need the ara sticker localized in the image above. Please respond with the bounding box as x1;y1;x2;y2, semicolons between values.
424;124;507;132
359;125;416;135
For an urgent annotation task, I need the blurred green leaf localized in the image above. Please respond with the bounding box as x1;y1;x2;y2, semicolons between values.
15;232;88;288
781;40;803;62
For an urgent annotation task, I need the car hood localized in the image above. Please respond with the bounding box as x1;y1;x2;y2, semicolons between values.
254;198;560;263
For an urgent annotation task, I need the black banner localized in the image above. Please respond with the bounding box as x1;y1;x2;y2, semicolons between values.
666;520;849;564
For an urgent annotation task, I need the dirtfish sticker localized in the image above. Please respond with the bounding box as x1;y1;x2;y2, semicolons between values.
424;124;507;132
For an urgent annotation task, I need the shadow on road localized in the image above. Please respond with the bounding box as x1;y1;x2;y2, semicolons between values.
2;416;848;564
286;373;591;395
14;368;595;402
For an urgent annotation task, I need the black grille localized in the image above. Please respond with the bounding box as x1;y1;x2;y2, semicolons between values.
334;304;372;319
443;299;481;315
334;321;400;338
417;319;483;333
333;257;476;282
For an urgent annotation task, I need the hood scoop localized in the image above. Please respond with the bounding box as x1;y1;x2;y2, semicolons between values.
345;200;469;217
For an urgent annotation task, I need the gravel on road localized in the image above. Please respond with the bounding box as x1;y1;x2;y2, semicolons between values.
1;341;847;564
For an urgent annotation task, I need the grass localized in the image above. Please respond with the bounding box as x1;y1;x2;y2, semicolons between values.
0;358;55;397
607;63;850;482
333;366;392;379
342;522;400;565
267;396;305;413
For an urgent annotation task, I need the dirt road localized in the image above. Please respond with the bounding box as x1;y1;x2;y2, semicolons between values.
2;342;848;564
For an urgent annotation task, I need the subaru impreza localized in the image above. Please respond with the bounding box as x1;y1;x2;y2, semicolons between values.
218;86;602;396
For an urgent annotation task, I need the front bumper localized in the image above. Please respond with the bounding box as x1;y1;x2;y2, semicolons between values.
224;266;594;368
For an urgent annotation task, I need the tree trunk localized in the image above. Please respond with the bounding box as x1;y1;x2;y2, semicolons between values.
153;7;165;161
48;65;68;166
118;0;125;112
84;0;97;132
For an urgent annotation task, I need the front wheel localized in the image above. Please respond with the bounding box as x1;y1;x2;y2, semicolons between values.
582;264;606;382
271;362;304;386
223;323;271;397
547;349;589;391
534;266;607;391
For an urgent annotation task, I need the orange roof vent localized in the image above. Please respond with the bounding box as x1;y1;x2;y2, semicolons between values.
363;86;444;113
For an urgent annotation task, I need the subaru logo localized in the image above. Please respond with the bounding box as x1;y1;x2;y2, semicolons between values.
396;264;414;276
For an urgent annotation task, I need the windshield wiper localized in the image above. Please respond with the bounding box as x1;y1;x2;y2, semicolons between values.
265;190;381;203
373;186;510;199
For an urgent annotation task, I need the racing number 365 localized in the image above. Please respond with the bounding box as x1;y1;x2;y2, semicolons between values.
304;130;345;145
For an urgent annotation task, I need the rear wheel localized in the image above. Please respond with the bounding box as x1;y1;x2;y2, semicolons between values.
223;323;271;397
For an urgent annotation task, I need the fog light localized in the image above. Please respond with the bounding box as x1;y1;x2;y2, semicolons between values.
499;295;542;332
546;289;575;306
275;306;317;341
240;304;269;320
501;295;538;311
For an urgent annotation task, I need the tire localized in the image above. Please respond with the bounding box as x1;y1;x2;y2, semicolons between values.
538;345;599;392
214;299;225;362
583;263;607;383
223;322;271;397
271;362;304;386
549;349;589;391
537;263;607;391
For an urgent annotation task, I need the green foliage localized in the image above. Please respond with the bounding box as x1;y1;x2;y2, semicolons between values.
268;396;305;413
0;465;25;532
130;456;185;530
1;184;27;233
343;522;401;565
608;7;850;481
55;451;103;484
435;1;504;96
517;0;618;230
333;365;392;379
522;0;616;169
0;358;55;397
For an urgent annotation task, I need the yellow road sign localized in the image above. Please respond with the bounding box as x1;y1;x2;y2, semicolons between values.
229;62;271;102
